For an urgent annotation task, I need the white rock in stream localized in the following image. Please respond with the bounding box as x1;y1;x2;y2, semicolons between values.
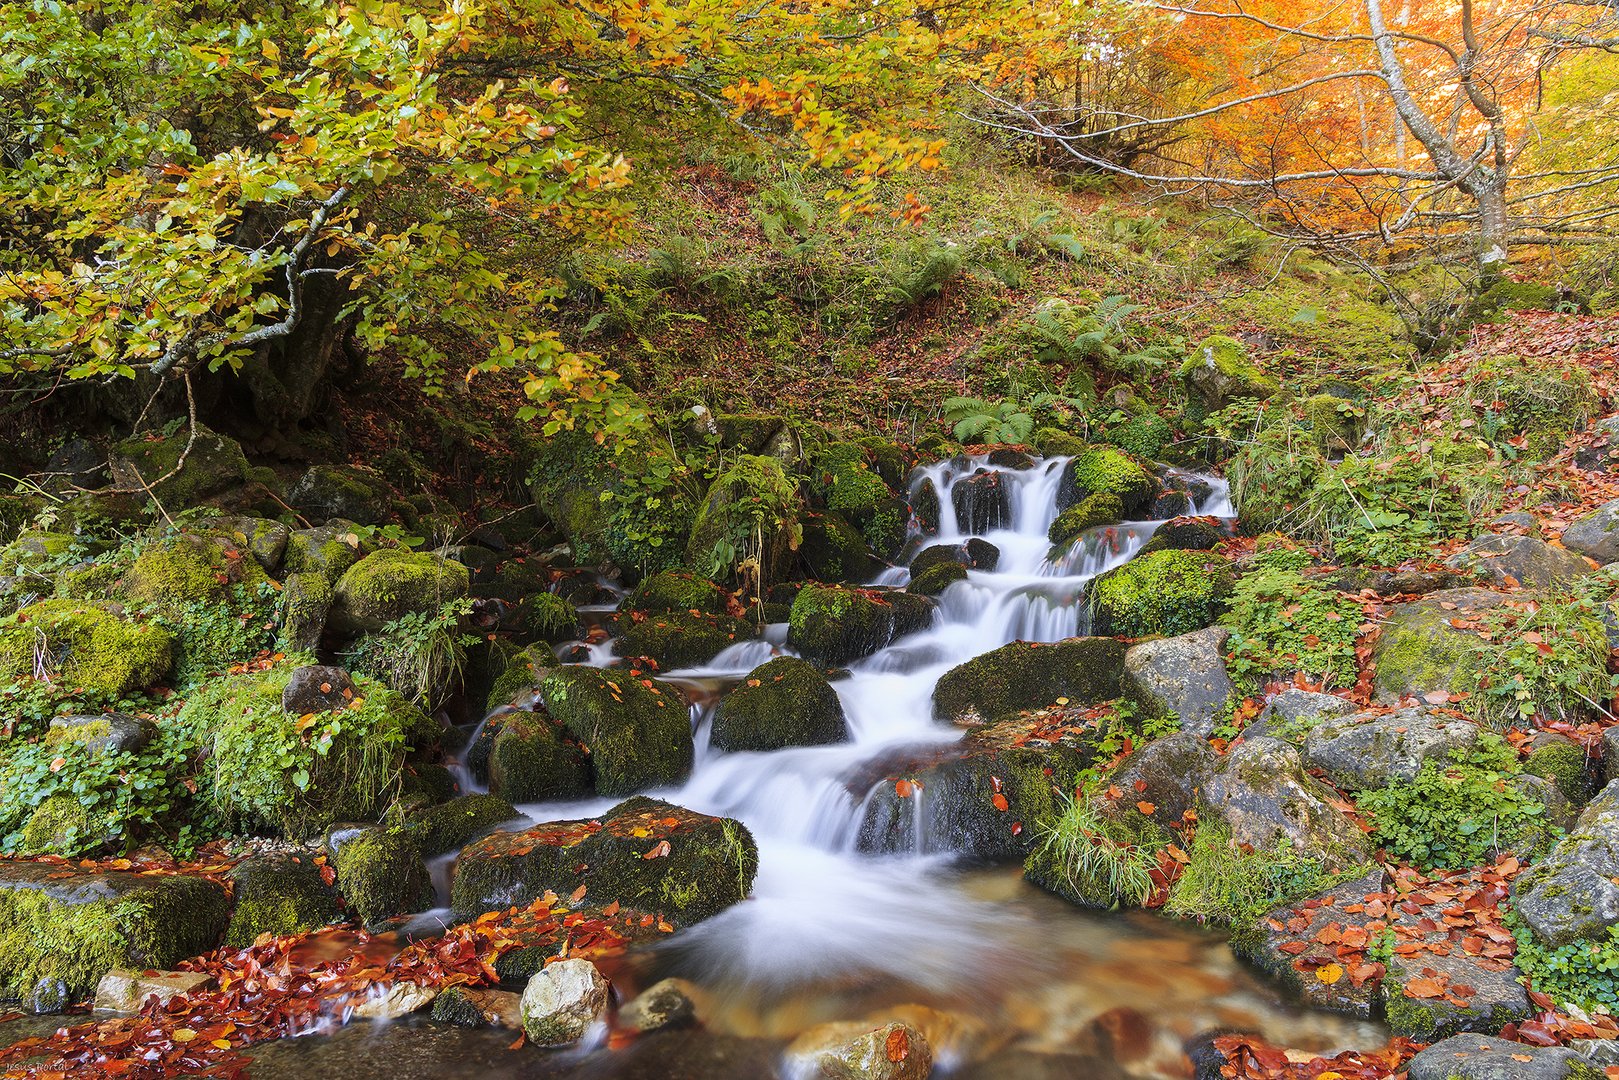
520;959;609;1046
784;1021;933;1080
351;981;438;1019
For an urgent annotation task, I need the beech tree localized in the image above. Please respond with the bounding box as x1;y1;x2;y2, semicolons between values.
974;0;1619;294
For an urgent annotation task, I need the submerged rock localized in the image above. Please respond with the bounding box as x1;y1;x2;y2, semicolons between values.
711;657;848;752
450;797;758;926
613;610;754;670
520;959;610;1047
932;638;1128;726
431;985;522;1029
619;978;699;1033
784;1020;933;1080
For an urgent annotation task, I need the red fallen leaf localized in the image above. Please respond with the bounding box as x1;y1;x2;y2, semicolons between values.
895;779;914;798
1010;821;1022;836
1516;1020;1560;1046
1403;977;1446;999
509;1032;527;1050
569;884;588;902
602;901;620;916
1278;942;1309;955
1105;785;1122;800
1133;780;1148;793
885;1027;909;1062
643;840;672;860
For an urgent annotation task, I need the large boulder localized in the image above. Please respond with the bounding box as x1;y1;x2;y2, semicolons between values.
484;712;593;804
1086;550;1234;638
282;522;374;582
1245;688;1357;741
450;797;757;927
402;794;523;858
799;511;879;583
0;863;229;1010
855;716;1094;861
109;425;250;510
329;549;470;635
614;611;754;670
684;455;805;587
1235;870;1388;1018
1202;737;1372;873
1121;626;1234;738
327;826;434;927
787;585;934;666
520;958;610;1047
1511;779;1619;948
538;666;691;796
0;599;172;697
932;638;1128;725
225;853;342;947
1372;589;1512;704
950;469;1010;533
1444;534;1591;588
289;464;392;525
711;657;848;752
1560;499;1619;565
120;532;268;606
1056;449;1155;518
1301;706;1482;791
1179;334;1277;414
1407;1036;1599;1080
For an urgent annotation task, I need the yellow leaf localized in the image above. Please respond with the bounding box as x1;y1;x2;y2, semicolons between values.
1315;963;1344;985
173;1029;197;1043
260;38;280;62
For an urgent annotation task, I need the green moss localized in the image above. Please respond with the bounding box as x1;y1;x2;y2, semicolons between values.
1034;428;1088;457
277;571;332;653
862;498;909;561
1106;414;1172;460
812;442;892;524
225;854;341;947
187;664;418;839
1059;449;1153;514
1048;493;1124;548
685;454;804;585
0;866;229;1006
1179;334;1279;412
539;666;692;796
487;712;592;803
1524;740;1593;805
329;549;469;635
523;592;580;642
1087;550;1234;637
53;561;124;601
282;525;371;582
786;584;935;665
111;425;249;510
121;534;268;606
402;794;520;858
19;795;102;856
0;531;75;576
908;561;968;596
329;828;433;926
290;465;390;524
798;511;876;583
627;571;730;615
0;599;173;696
711;657;847;752
615;611;752;669
1472;280;1572;318
486;643;558;713
932;638;1129;724
1301;394;1361;453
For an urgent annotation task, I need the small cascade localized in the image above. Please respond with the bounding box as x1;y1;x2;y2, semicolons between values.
463;454;1237;995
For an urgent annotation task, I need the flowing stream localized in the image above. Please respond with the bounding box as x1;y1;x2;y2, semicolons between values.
439;456;1386;1075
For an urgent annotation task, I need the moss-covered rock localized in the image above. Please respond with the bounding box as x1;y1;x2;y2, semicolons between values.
907;561;967;596
1179;334;1278;413
613;611;754;670
1525;738;1594;805
282;523;373;582
289;464;392;525
520;592;581;644
276;571;332;653
711;657;848;752
0;531;76;576
402;794;523;858
485;644;558;713
225;853;342;947
0;599;172;697
0;862;229;1009
186;664;422;839
933;638;1128;725
121;532;269;607
1371;588;1512;704
1034;428;1088;457
450;797;757;927
950;469;1010;533
328;826;434;926
1472;280;1586;318
109;425;250;510
329;549;470;635
909;543;968;578
786;585;934;665
487;711;592;804
812;442;893;526
625;571;731;616
1087;550;1234;638
205;516;292;575
1056;449;1155;518
1138;516;1228;555
798;511;878;583
857;717;1091;861
685;454;805;586
1048;494;1124;549
539;667;691;796
19;794;106;856
1302;393;1362;454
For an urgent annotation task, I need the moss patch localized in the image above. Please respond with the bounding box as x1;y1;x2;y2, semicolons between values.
329;549;469;635
538;667;692;796
0;599;173;697
786;584;934;665
711;657;848;751
329;827;434;926
932;638;1129;724
1087;550;1234;637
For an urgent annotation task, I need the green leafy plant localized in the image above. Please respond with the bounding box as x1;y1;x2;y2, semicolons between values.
344;597;477;710
1166;818;1332;925
1467;597;1616;730
1032;794;1161;909
1222;543;1362;691
1511;917;1619;1014
1359;736;1549;869
1072;699;1180;793
944;393;1085;444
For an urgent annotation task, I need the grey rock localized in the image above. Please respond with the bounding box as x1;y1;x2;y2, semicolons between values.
1575;416;1619;472
1385;949;1530;1041
1444;533;1591;588
1603;726;1619;786
1246;689;1358;742
1301;706;1481;791
1486;511;1542;538
1236;870;1387;1018
619;978;698;1032
1103;732;1219;831
784;1021;933;1080
1407;1035;1598;1080
1325;566;1469;596
1560;499;1619;565
47;713;155;756
1373;589;1514;704
520;958;610;1046
1202;737;1372;872
1122;626;1234;738
1511;779;1619;947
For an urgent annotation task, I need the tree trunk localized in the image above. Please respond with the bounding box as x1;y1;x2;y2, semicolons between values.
1475;182;1510;282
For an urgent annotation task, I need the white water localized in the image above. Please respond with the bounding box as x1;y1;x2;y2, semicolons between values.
495;456;1235;995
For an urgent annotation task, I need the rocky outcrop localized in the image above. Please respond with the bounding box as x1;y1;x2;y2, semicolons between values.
1560;499;1619;565
1511;780;1619;948
1301;706;1482;791
1406;1036;1599;1080
932;638;1128;726
1444;534;1591;589
1122;627;1234;738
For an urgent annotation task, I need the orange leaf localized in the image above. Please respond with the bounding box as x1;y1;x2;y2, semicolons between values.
885;1027;909;1062
642;840;672;860
895;779;914;798
1136;801;1156;815
991;793;1010;812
